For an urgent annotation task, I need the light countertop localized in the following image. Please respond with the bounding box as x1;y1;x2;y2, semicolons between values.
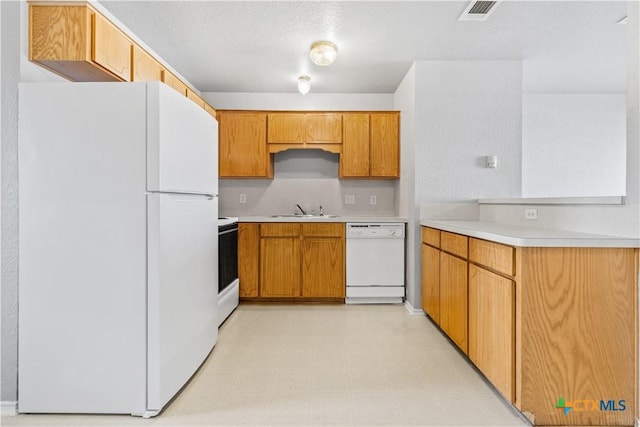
421;220;640;248
239;216;408;223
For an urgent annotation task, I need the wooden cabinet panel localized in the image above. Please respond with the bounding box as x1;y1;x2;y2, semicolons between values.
469;264;514;402
306;113;342;144
261;223;301;237
469;238;514;276
219;112;271;178
301;223;343;237
421;243;440;323
439;252;468;353
340;113;370;177
302;236;344;298
203;103;217;119
132;45;163;82
186;88;206;109
519;247;637;426
238;223;259;297
267;113;305;143
441;231;468;259
260;236;301;297
30;5;120;82
162;70;187;96
92;13;132;81
370;113;399;177
421;227;440;248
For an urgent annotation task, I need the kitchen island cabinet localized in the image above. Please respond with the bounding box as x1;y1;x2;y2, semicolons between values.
421;222;638;426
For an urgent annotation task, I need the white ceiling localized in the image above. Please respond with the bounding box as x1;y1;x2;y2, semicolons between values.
100;1;628;94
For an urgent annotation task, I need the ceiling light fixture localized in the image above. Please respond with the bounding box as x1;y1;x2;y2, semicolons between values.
310;41;338;66
297;75;311;95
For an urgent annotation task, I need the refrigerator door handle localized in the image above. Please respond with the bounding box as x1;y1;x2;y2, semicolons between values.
148;191;216;200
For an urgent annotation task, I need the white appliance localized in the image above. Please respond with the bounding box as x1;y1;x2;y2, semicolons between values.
217;217;239;326
18;82;219;417
346;223;405;304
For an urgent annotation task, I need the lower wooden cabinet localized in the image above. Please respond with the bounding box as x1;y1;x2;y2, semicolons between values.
301;224;345;298
421;244;440;323
239;222;345;301
468;264;514;401
421;226;639;426
238;223;259;297
439;252;468;353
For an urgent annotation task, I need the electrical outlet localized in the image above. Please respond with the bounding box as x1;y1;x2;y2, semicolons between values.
525;208;538;220
344;195;355;205
239;194;247;204
370;195;377;205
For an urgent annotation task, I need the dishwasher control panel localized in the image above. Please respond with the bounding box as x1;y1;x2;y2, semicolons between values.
346;223;405;238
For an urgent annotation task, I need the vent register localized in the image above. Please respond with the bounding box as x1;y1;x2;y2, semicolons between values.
459;0;500;21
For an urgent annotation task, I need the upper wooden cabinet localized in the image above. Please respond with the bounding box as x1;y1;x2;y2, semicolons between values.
30;5;130;82
267;113;342;154
91;13;132;81
218;111;272;178
220;110;400;179
341;112;400;179
340;113;370;177
132;45;163;82
29;3;217;119
370;113;400;178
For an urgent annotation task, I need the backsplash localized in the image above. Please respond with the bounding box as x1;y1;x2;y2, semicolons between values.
219;150;397;217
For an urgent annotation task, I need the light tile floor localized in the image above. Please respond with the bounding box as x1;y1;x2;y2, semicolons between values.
3;304;530;427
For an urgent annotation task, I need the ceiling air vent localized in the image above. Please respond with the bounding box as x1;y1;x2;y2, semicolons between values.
459;0;500;21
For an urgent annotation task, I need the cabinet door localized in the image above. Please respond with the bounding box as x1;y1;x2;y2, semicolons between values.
219;112;270;178
162;70;188;96
267;113;305;143
306;113;342;144
439;252;468;353
260;237;301;297
186;88;206;109
92;13;132;81
301;224;345;298
421;244;440;323
370;113;399;177
340;113;370;177
132;45;163;82
238;223;259;297
469;264;514;402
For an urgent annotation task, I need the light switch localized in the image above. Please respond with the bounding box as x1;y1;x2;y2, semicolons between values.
486;155;498;169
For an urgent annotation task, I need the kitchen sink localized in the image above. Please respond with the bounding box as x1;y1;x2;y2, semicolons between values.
271;214;339;218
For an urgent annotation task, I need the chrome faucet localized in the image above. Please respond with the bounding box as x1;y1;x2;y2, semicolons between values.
296;204;307;215
319;205;324;216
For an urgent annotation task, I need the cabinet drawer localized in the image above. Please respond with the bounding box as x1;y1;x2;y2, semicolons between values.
421;227;440;248
469;238;514;276
260;223;301;237
441;231;468;259
302;223;344;237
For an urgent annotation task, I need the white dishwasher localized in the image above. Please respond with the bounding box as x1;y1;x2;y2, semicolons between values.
346;223;405;304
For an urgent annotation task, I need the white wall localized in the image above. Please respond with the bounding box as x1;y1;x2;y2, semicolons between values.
414;61;523;203
522;94;626;197
203;92;398;218
393;65;417;310
399;60;523;310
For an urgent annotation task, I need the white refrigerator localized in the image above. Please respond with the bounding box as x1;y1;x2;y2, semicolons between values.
18;82;219;417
